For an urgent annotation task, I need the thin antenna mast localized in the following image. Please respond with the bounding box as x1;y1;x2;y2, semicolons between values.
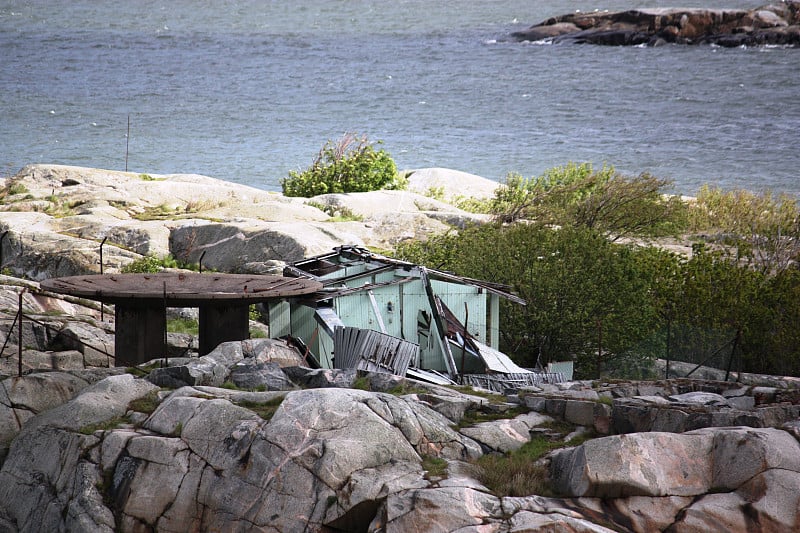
125;115;130;171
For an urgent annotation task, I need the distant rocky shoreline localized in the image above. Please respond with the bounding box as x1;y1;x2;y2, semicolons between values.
511;2;800;47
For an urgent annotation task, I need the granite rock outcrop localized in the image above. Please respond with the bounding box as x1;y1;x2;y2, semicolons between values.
0;164;496;279
1;342;800;532
511;2;800;47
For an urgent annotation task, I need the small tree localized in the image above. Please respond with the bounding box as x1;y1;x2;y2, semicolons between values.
281;133;404;197
687;186;800;274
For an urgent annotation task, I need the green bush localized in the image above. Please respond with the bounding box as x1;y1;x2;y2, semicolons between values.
490;163;686;240
121;256;165;273
121;254;195;273
395;163;800;379
396;223;663;376
281;133;404;197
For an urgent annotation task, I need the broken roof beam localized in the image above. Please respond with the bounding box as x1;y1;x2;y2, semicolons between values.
419;267;459;379
305;276;416;303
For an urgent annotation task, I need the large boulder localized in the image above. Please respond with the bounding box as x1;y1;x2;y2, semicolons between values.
405;167;500;201
0;374;157;532
548;426;800;531
145;338;304;389
4;355;800;532
146;340;248;388
460;411;553;453
0;212;139;279
168;219;363;273
0;372;91;463
550;431;715;498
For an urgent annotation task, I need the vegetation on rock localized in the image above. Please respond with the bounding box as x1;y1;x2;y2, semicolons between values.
281;133;405;197
396;163;800;379
474;424;592;497
121;254;198;273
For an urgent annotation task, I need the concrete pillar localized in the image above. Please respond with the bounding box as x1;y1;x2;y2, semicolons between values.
115;303;166;366
199;304;250;355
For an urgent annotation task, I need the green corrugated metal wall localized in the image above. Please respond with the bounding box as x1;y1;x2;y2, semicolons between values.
270;267;500;372
430;279;487;342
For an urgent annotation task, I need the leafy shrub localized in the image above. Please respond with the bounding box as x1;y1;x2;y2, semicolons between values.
397;223;663;376
121;254;195;273
167;317;199;335
396;163;800;379
121;256;165;273
687;185;800;274
490;163;687;240
282;133;404;197
1;179;28;198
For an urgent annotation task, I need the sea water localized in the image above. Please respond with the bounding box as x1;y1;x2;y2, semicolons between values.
1;0;798;196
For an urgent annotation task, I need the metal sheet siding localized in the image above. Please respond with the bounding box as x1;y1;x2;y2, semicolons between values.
333;284;403;338
400;279;430;342
487;294;500;349
289;303;320;359
267;300;290;339
430;279;488;343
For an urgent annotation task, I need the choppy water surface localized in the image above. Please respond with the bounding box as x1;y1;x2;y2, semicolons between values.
1;1;798;195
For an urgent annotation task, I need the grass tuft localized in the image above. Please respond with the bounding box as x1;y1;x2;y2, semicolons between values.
78;415;129;435
234;396;285;421
421;455;448;480
473;425;594;497
128;390;160;415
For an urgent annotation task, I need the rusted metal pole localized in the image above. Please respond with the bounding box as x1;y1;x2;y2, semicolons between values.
665;316;671;379
724;328;741;382
100;236;108;321
99;236;107;274
163;280;168;367
18;289;25;377
0;312;18;358
0;230;8;270
125;115;130;172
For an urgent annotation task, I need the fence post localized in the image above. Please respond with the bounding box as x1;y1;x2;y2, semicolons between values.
724;328;741;382
665;316;671;379
99;236;108;321
99;236;107;274
0;230;8;270
17;288;25;377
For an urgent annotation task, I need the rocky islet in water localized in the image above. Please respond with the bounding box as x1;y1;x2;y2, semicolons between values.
511;2;800;47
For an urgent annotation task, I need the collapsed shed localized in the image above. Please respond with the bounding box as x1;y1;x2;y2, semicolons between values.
266;246;564;390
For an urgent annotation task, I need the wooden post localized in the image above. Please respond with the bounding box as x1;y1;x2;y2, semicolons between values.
115;302;166;366
198;304;249;356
